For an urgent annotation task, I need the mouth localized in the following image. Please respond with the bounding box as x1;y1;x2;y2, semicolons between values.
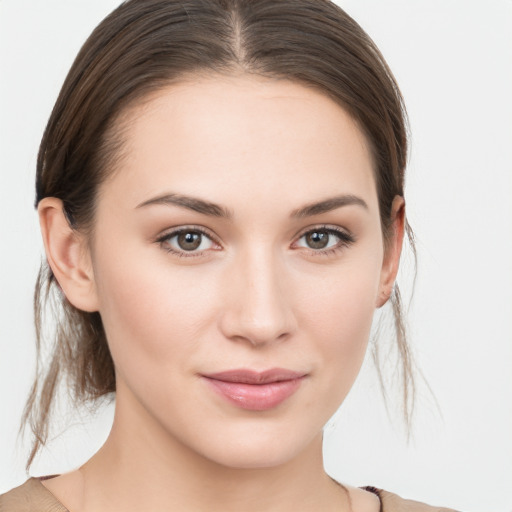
201;369;307;411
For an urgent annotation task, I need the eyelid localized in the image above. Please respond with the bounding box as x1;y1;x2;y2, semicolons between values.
155;225;222;257
293;224;354;241
291;224;355;252
154;223;355;258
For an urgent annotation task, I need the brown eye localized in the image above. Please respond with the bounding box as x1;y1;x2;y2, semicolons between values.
304;230;330;249
295;227;354;253
160;228;216;255
177;231;202;251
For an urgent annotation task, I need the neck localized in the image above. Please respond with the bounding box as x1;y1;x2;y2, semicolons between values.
73;386;349;512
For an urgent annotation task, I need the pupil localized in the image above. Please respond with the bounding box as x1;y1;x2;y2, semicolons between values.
307;231;328;249
178;232;201;250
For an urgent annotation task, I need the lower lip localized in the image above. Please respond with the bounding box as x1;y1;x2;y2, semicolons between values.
203;377;304;411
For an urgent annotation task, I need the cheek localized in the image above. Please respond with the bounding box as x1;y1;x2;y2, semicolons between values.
92;249;220;375
296;256;382;386
300;256;381;336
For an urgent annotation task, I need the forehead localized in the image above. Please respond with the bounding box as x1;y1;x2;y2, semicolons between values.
102;74;378;214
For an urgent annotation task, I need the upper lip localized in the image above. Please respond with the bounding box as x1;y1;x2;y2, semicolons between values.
202;368;306;384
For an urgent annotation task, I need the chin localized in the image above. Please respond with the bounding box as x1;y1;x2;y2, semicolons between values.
204;444;303;470
189;422;322;470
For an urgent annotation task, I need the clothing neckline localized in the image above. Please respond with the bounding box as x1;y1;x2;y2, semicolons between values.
34;475;383;512
362;486;384;512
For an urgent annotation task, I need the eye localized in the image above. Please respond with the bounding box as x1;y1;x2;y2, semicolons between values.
294;226;354;253
157;227;218;256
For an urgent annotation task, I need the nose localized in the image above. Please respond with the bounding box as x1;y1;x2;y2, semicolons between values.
218;248;297;347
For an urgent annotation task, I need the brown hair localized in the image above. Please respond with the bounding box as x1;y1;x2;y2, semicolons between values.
24;0;415;469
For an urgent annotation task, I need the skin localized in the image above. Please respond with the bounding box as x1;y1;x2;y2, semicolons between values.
38;75;404;512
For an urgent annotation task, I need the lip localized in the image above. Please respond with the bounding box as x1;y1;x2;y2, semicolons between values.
202;368;306;411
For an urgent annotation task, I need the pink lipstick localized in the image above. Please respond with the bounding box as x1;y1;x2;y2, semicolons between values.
202;369;305;411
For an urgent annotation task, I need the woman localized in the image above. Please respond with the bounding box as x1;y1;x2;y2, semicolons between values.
0;0;465;510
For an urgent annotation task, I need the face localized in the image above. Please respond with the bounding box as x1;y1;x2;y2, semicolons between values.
84;75;397;468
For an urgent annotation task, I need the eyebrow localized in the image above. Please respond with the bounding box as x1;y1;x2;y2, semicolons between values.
136;193;232;218
136;192;367;219
291;194;368;218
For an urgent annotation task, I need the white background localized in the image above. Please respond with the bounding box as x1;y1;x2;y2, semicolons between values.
1;1;511;511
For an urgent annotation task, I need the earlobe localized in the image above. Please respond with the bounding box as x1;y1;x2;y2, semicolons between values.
376;196;405;308
38;198;99;312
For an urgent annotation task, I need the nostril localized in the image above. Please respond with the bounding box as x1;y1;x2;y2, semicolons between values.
219;311;295;347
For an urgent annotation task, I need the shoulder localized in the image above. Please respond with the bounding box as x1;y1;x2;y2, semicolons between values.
366;487;461;512
0;478;68;512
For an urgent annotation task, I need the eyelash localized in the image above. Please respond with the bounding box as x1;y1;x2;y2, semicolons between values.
294;225;356;257
156;225;355;258
156;226;220;258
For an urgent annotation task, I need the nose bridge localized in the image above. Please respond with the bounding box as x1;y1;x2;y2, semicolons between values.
220;244;295;346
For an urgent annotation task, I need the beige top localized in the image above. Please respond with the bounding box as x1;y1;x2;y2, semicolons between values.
0;478;459;512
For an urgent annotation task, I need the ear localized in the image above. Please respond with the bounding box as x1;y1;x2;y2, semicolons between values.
376;195;406;308
38;197;99;312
